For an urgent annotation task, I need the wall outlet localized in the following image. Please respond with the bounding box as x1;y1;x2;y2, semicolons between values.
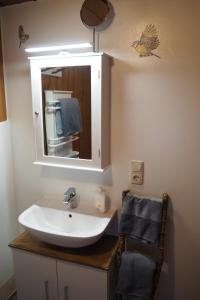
131;160;144;185
131;171;144;185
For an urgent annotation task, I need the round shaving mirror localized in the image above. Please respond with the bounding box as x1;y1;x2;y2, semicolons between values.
80;0;114;31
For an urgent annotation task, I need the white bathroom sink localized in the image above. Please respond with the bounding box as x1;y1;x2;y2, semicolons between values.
18;205;114;248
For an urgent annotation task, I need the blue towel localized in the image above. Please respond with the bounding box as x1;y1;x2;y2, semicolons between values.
58;98;83;136
117;251;156;300
119;193;163;245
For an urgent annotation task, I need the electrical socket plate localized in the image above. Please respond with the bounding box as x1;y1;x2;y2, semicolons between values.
131;171;144;185
131;160;144;185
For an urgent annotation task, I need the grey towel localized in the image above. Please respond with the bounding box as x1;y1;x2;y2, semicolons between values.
59;98;83;136
119;193;163;245
117;251;156;300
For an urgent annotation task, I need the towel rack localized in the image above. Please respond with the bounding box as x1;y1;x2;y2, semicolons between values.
47;136;79;148
46;106;61;112
46;100;60;104
117;191;169;300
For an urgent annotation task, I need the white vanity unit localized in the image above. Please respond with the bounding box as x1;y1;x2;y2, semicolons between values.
29;52;112;172
10;233;118;300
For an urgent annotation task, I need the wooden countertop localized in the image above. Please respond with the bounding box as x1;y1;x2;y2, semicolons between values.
9;232;119;271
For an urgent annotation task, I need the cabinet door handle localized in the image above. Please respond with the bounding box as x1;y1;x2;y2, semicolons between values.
64;286;68;300
44;281;49;300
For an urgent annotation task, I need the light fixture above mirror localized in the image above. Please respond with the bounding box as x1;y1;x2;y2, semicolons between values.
25;42;93;54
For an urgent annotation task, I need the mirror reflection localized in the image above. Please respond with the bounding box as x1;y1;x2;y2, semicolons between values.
41;66;91;160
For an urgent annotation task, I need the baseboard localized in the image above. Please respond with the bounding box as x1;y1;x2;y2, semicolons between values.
0;276;16;300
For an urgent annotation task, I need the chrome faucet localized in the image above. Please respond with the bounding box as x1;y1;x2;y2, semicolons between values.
64;187;77;208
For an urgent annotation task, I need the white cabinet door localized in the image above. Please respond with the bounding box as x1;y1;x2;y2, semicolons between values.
30;53;111;171
57;261;108;300
13;249;58;300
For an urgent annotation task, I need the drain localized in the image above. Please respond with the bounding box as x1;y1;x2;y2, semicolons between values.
68;214;72;218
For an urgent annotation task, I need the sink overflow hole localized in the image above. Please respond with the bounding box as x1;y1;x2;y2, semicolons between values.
68;214;72;218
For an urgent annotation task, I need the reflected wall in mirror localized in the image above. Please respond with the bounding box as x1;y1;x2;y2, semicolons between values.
41;66;91;160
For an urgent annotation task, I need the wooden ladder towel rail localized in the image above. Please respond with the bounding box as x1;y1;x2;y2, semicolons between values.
117;191;169;300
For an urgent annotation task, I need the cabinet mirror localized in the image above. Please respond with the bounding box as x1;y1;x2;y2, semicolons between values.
41;65;91;160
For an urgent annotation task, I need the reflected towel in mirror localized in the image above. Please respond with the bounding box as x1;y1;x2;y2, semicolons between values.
55;103;64;136
58;98;83;136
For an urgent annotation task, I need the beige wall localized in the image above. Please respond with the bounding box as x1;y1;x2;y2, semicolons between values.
1;0;200;299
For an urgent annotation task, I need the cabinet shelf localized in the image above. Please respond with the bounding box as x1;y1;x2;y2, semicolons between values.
9;231;118;270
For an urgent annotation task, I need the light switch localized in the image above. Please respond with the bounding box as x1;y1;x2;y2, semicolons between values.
131;160;144;172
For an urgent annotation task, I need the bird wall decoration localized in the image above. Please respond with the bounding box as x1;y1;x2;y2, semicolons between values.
18;25;29;48
131;24;160;58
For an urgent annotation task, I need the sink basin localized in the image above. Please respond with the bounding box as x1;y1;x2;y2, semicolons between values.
18;205;114;248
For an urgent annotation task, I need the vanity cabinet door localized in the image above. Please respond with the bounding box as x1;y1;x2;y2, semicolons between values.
13;249;58;300
57;260;108;300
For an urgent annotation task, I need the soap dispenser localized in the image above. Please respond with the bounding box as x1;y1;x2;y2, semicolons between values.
95;187;107;213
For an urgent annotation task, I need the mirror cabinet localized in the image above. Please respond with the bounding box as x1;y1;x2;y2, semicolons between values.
30;52;112;171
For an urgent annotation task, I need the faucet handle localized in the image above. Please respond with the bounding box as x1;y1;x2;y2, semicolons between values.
64;187;78;209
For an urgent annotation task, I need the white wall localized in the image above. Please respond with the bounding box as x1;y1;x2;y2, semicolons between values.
0;121;18;288
1;0;200;299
